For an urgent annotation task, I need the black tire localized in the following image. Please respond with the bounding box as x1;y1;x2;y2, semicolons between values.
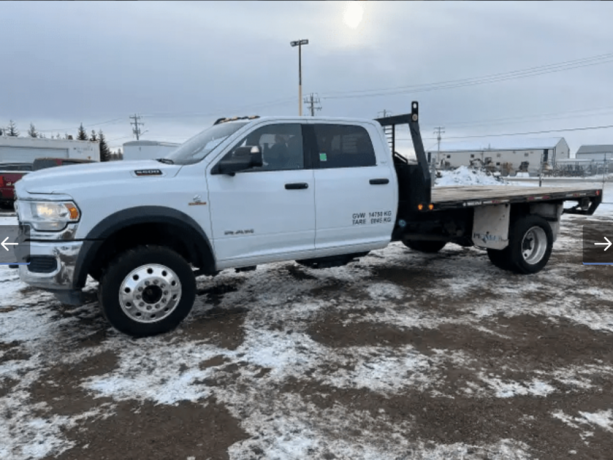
98;245;196;337
505;215;553;274
403;239;447;253
487;247;511;271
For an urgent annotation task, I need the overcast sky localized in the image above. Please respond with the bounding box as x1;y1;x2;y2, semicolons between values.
1;1;613;155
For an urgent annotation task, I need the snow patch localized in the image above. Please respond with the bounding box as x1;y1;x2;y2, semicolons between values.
478;375;556;398
553;409;613;440
366;282;405;300
435;166;509;187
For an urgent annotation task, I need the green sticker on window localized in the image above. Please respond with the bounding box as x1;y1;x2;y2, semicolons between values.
319;153;327;161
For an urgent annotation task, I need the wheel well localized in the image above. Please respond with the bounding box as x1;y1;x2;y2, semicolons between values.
511;201;564;222
87;222;214;279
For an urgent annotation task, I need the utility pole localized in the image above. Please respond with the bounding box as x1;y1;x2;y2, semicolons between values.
433;127;445;174
303;93;321;116
377;109;393;118
130;114;144;140
290;39;309;116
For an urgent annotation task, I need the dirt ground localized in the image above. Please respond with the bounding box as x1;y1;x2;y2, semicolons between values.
1;211;613;459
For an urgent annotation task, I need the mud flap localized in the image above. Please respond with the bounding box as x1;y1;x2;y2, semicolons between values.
472;204;510;250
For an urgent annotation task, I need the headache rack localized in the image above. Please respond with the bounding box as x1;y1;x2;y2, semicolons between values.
374;101;432;219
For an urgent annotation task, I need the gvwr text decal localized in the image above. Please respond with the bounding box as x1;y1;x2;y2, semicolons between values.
353;211;392;225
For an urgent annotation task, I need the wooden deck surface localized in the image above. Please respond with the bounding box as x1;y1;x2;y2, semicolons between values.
431;185;600;204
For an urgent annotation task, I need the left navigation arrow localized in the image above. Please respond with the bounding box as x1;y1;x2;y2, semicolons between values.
1;236;18;251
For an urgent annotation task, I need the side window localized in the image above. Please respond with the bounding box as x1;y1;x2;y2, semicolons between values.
220;123;304;172
313;124;376;169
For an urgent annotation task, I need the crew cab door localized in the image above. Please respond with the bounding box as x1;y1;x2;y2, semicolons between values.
309;122;396;253
206;122;316;267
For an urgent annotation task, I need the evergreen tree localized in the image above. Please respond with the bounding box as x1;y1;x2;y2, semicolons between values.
0;127;3;136
27;123;38;138
65;134;74;140
90;130;98;142
77;123;88;141
7;120;19;137
98;130;111;162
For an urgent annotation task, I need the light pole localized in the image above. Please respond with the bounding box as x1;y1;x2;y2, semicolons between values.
290;39;309;116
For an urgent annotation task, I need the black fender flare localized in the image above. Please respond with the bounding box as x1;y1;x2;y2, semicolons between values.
73;206;215;288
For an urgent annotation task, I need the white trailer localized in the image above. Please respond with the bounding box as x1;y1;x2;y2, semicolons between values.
122;141;180;161
0;137;100;163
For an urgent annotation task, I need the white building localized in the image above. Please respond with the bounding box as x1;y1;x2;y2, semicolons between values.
429;137;570;175
122;140;180;161
0;136;100;163
575;145;613;162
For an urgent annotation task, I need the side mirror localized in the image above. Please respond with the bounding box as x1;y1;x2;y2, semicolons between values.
216;146;262;175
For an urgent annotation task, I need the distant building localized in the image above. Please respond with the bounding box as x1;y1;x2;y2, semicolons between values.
0;136;100;164
575;145;613;162
122;140;181;161
429;137;570;175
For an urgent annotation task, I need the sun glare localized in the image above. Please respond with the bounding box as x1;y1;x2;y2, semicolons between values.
343;2;364;29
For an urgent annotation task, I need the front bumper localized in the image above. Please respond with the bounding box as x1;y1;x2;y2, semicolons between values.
18;241;84;291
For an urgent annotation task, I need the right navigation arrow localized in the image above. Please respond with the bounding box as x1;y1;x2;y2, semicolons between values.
594;236;612;251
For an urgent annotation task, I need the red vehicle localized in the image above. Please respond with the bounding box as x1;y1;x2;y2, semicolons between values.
0;158;95;208
0;163;32;208
32;157;95;171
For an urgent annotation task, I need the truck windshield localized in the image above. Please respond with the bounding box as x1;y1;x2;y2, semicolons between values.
165;122;249;165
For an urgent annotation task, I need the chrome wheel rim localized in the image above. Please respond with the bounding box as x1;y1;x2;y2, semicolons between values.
521;226;547;265
119;264;182;324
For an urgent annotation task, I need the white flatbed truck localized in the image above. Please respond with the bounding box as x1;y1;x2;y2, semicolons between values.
13;102;602;337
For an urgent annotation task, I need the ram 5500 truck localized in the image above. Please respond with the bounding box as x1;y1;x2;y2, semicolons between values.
13;102;602;337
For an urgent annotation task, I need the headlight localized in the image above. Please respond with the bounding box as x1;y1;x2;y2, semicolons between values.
17;201;80;231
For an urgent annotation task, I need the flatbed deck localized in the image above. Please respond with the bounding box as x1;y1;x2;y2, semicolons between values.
431;185;602;210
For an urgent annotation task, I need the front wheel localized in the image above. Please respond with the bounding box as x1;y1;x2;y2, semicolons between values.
98;245;196;337
504;215;553;274
403;239;447;253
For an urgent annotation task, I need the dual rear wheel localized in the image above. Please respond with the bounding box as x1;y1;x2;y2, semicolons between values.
403;215;553;275
487;215;553;274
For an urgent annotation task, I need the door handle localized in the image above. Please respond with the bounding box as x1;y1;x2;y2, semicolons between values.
369;178;389;185
285;182;309;190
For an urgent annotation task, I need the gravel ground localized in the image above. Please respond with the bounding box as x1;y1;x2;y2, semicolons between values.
1;189;612;460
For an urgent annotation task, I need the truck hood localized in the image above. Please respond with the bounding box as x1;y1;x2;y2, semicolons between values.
19;160;182;195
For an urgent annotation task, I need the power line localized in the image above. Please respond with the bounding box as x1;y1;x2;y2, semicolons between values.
141;96;296;119
303;93;321;116
36;117;125;133
421;104;613;131
323;52;613;98
320;52;613;100
108;135;133;143
377;109;393;118
399;123;613;142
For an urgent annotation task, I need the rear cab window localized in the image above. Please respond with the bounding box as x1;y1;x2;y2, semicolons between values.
33;159;60;171
311;124;377;169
